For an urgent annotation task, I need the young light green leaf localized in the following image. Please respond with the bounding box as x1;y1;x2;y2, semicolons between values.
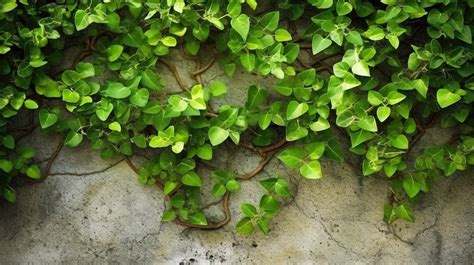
208;126;229;146
231;14;250;40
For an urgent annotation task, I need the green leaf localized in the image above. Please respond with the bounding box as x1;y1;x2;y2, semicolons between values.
395;204;414;222
286;101;309;120
259;11;279;32
65;131;83;147
240;53;256;72
358;116;377;132
226;179;240;192
413;78;428;99
161;36;177;47
75;10;90;31
181;171;202;187
325;138;344;161
246;85;267;109
349;129;374;148
260;194;280;213
312;34;332;55
309;0;333;9
26;165;41;179
0;159;13;173
208;126;229;146
104;82;130;99
189;212;208;225
231;14;250;41
368;90;384;106
197;144;213;160
130;88;149;107
436;88;461;108
62;89;80;103
141;69;162;91
403;175;420;198
387;91;406;105
76;62;95;78
62;70;81;86
391;134;409;150
364;26;385;41
351;61;370;76
39;109;58;129
300;160;323;179
241;204;257;217
336;0;352;16
274;178;290;197
24;99;39;109
346;31;363;46
277;147;305;169
209;80;227;97
163;182;177;195
107;45;124;62
108;121;121;132
236;217;255;235
376;106;391;122
275;29;292;42
161;209;177;222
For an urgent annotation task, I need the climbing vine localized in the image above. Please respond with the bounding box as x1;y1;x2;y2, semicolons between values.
1;0;473;235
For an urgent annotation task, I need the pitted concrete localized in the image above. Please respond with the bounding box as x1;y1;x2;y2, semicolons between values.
0;51;473;264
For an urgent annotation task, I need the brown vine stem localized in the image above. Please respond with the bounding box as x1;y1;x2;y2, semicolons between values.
175;192;231;230
192;52;216;77
159;58;190;92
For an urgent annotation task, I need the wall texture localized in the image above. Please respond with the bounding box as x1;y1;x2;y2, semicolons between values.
1;52;473;264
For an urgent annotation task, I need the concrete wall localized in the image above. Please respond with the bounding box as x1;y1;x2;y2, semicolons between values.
1;52;473;264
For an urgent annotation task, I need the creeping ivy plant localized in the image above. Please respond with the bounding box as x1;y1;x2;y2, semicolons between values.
1;0;473;236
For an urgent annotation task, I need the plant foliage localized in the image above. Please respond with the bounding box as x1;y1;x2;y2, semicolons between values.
0;0;473;235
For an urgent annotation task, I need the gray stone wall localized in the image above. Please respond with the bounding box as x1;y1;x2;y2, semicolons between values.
0;52;473;264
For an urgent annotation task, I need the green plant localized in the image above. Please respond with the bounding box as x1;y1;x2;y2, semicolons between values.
1;0;473;236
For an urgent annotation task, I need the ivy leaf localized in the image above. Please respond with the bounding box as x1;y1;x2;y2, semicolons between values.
275;29;292;42
241;204;257;218
391;134;409;150
107;45;124;62
240;53;255;72
208;126;229;146
260;194;280;213
231;14;250;41
286;101;309;120
189;212;208;225
376;106;391;122
104;82;131;99
300;160;323;179
141;69;162;91
246;85;267;109
351;61;370;76
312;34;332;55
395;204;414;222
387;91;406;105
349;129;374;148
236;217;255;235
75;10;90;31
277;146;305;169
39;109;58;129
403;175;420;198
259;11;279;32
436;89;461;108
64;131;83;147
130;88;149;107
358;116;378;132
26;165;41;179
209;80;227;97
309;0;333;9
181;172;202;187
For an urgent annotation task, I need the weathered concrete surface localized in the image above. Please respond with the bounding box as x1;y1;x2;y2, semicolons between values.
1;51;473;264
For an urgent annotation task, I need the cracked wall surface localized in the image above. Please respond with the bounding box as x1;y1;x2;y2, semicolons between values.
0;51;473;264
